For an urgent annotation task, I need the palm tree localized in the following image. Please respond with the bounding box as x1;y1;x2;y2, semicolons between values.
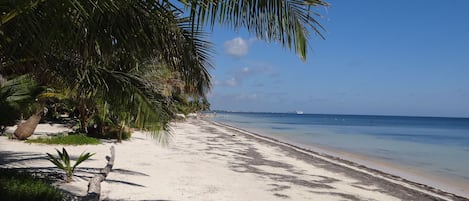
0;75;36;134
14;86;70;140
0;0;328;140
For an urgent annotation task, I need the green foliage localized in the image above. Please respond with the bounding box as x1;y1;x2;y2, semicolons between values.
46;148;95;182
0;0;327;142
0;105;17;134
183;0;328;61
0;75;37;131
0;168;65;201
174;96;210;115
87;126;132;140
27;134;100;145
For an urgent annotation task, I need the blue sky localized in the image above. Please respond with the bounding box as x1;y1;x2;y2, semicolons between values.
205;0;469;117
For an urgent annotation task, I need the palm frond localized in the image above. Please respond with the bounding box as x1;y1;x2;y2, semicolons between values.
60;148;71;171
183;0;328;60
0;74;35;104
72;152;95;171
46;152;66;170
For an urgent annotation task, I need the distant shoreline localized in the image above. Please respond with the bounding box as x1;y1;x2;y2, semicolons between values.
209;110;469;119
208;119;469;199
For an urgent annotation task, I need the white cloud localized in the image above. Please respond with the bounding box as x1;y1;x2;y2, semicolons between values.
234;64;276;80
241;67;250;73
225;78;238;87
223;37;249;58
236;93;257;101
216;64;277;88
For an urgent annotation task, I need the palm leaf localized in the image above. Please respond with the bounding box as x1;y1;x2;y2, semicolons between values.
0;75;36;103
61;148;71;171
183;0;328;60
72;152;95;172
46;152;66;170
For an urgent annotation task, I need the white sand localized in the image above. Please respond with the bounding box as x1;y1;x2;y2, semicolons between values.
0;120;464;200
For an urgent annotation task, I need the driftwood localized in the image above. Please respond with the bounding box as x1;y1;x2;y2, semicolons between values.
82;146;115;201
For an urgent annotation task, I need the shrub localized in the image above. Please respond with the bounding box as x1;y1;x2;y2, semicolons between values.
107;127;132;140
0;105;21;134
87;126;132;140
0;168;65;201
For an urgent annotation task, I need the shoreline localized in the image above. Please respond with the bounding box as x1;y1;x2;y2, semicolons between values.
232;124;469;198
1;119;468;200
298;140;469;199
209;120;469;200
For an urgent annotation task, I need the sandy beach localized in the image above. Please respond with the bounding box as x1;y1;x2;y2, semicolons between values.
0;119;467;201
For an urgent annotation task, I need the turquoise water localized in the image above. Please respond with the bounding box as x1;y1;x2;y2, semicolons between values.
211;112;469;185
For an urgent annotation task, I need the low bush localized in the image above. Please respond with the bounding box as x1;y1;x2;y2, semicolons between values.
0;168;65;201
87;126;132;140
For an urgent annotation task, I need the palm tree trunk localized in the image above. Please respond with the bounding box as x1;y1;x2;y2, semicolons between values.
77;97;89;134
14;107;44;140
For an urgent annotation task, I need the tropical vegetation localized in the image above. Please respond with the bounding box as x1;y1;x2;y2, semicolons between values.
0;75;38;134
46;148;95;182
0;168;65;201
0;0;327;141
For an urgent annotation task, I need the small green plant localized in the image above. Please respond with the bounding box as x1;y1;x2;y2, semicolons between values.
27;134;100;145
46;148;95;182
0;168;65;201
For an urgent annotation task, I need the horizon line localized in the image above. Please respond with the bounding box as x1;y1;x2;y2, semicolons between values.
209;110;469;119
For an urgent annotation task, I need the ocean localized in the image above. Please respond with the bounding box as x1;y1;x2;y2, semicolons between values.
210;112;469;190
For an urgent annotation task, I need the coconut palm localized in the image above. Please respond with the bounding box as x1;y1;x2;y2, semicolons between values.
0;0;328;140
0;1;208;140
0;74;58;139
14;86;71;140
0;75;36;134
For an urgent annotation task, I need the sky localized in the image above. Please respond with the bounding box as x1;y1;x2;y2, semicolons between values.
205;0;469;118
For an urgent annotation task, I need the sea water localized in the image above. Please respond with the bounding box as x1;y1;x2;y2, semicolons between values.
211;112;469;189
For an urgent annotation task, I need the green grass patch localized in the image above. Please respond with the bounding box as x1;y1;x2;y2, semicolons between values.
27;134;100;145
0;169;65;201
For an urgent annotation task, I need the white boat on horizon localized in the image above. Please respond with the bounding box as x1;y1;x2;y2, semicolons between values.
296;111;304;115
